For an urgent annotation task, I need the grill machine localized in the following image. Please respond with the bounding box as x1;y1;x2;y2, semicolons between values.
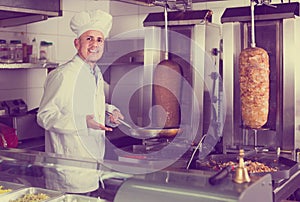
142;8;222;145
221;2;300;160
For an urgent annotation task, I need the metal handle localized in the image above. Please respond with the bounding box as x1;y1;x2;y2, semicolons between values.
208;165;233;185
105;111;132;129
250;0;256;48
163;4;169;60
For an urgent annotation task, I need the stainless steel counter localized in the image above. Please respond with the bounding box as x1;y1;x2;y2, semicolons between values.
0;148;298;201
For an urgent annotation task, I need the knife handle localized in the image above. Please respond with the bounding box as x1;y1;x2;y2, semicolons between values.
208;165;233;185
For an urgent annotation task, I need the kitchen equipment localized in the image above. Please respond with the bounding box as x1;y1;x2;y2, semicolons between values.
195;152;299;184
114;170;273;202
153;4;182;129
221;2;300;159
107;111;180;138
129;127;180;138
143;9;222;144
239;0;270;129
0;99;27;116
106;111;133;129
0;107;44;141
233;149;251;183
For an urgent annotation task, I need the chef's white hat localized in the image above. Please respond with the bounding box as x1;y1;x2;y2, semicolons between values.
70;9;112;38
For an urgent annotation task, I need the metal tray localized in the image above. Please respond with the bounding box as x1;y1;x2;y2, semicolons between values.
0;181;25;196
48;194;108;202
195;153;299;182
0;187;63;202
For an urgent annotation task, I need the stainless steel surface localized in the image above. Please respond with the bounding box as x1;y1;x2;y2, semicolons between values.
48;194;108;202
0;113;44;141
1;148;300;201
0;62;59;69
143;10;212;27
0;181;25;195
273;170;300;202
114;170;273;202
0;0;62;27
221;2;299;23
221;4;300;158
105;111;133;129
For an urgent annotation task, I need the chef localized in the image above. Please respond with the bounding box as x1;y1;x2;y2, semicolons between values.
37;9;123;194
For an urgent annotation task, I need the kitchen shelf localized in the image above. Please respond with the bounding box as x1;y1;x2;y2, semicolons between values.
0;62;59;69
0;0;62;27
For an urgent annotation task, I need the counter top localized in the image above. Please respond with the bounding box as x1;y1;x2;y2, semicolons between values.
0;62;59;69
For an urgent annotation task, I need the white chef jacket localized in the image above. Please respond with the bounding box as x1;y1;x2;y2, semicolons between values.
37;55;117;193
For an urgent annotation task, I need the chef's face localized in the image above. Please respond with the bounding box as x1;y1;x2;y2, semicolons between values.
75;30;104;66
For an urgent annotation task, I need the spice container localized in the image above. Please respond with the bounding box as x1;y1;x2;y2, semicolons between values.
39;41;53;63
0;39;8;63
8;40;23;63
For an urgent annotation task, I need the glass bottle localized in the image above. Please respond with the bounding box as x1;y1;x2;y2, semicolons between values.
9;40;23;63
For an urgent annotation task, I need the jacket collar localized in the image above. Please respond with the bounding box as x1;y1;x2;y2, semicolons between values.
73;54;101;76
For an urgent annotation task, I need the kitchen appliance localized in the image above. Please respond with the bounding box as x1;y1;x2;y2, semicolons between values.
114;170;273;202
142;9;222;145
0;113;44;141
221;2;300;160
0;99;27;116
0;100;44;141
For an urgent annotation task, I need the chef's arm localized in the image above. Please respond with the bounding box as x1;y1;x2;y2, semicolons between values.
37;72;86;134
86;114;112;131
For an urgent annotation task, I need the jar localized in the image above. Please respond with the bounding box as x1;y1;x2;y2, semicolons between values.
8;40;23;63
0;39;8;63
39;41;53;63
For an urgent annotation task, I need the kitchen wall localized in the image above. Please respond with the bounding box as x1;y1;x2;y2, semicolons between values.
0;0;298;110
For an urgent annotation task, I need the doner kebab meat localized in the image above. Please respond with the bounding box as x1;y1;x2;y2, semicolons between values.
239;47;270;128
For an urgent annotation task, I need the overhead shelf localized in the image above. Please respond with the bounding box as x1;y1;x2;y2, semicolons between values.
0;62;59;69
0;0;62;27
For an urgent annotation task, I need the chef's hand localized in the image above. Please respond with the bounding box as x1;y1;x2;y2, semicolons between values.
86;115;112;131
108;109;124;125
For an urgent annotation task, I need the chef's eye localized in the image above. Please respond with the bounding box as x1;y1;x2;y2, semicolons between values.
86;36;92;41
97;38;104;43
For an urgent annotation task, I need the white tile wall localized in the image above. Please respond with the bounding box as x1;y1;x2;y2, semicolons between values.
0;69;47;109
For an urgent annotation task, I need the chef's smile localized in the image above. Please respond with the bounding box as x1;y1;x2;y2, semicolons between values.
75;30;105;66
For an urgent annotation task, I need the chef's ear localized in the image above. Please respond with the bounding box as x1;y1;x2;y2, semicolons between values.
74;38;80;50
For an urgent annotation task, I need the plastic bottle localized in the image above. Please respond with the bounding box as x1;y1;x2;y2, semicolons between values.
0;39;8;63
30;38;38;64
39;41;53;63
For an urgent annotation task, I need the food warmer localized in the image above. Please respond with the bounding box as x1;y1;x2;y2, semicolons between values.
0;147;275;202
